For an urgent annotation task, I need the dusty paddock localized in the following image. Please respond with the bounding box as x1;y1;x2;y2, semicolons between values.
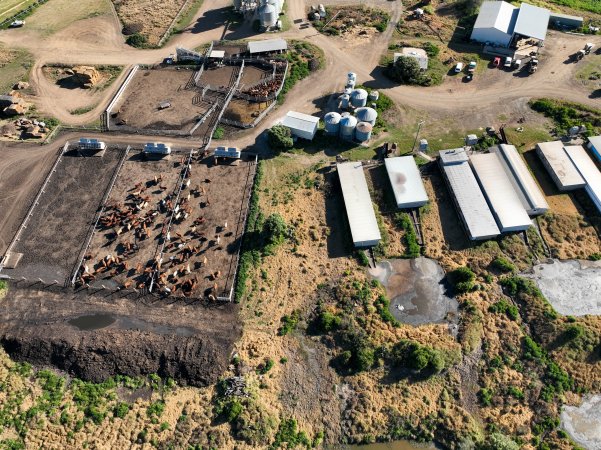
1;145;126;284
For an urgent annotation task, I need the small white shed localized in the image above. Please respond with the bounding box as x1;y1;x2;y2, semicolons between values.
281;111;320;140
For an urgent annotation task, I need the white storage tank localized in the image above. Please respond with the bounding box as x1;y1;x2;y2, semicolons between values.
347;72;357;83
355;122;373;142
350;88;368;108
340;94;350;109
324;112;342;135
355;107;378;126
268;0;282;14
260;4;277;28
340;115;357;140
368;90;379;101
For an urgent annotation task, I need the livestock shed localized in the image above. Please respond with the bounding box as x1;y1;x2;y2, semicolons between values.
248;38;288;55
280;111;319;140
337;162;381;248
470;1;549;47
439;149;500;240
536;141;586;191
549;12;583;30
490;144;549;216
384;156;428;208
564;145;601;214
470;153;532;232
586;135;601;163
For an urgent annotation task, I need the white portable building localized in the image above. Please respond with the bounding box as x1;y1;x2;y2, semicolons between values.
536;141;586;191
470;153;532;232
337;162;381;248
384;156;428;209
564;145;601;214
280;111;319;140
439;149;500;240
491;144;549;216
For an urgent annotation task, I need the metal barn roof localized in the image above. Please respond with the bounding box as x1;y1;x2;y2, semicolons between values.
439;148;469;165
473;1;518;34
536;141;586;190
337;162;381;247
513;3;550;41
470;153;532;232
384;156;429;209
491;144;549;215
564;145;601;213
281;111;319;133
439;152;500;240
248;38;287;54
209;50;225;58
587;135;601;150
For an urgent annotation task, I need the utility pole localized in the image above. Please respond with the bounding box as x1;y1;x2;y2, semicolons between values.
411;120;425;154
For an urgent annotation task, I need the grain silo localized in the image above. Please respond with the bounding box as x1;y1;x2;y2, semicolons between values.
340;94;350;109
340;115;357;141
324;112;342;135
350;88;368;108
368;90;379;101
355;122;373;142
259;3;277;28
355;107;377;126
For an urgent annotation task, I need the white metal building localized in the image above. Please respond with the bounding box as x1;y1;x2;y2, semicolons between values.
586;135;601;163
470;1;550;47
248;39;288;55
470;153;532;232
564;145;601;214
491;144;549;216
280;111;319;140
384;156;428;209
337;162;381;248
536;141;586;191
439;149;500;240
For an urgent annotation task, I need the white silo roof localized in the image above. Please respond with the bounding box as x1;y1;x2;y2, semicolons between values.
340;115;357;126
356;122;373;132
355;107;377;122
351;88;367;99
324;112;341;123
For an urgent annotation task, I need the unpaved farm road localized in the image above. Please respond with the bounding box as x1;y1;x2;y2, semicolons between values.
0;0;599;128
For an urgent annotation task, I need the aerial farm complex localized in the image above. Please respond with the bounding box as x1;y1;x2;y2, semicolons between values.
0;0;601;448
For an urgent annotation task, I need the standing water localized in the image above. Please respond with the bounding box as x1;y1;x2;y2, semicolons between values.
561;395;601;449
332;441;437;450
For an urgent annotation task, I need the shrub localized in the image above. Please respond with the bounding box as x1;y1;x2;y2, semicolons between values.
448;266;476;293
113;402;129;419
394;212;421;258
125;33;147;48
257;358;274;375
278;310;300;336
522;335;544;361
488;299;519;321
422;41;439;58
492;256;516;273
388;55;424;85
390;340;445;375
262;213;288;247
483;432;519;450
122;22;143;35
268;124;294;151
478;388;493;406
147;401;165;418
374;294;400;327
212;126;225;139
316;311;342;332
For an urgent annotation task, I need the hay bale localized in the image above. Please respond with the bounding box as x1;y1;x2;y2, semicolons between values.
71;66;102;88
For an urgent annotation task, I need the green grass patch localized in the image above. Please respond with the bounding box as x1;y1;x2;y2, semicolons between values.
0;47;33;94
530;98;601;136
172;0;204;35
70;105;96;115
394;212;421;258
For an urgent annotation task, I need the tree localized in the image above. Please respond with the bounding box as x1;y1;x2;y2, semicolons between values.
483;432;519;450
262;213;288;245
388;55;423;84
268;125;294;151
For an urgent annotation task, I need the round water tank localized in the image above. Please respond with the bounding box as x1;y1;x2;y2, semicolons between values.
347;72;357;82
346;79;356;90
340;94;350;109
368;90;379;101
344;87;352;95
350;88;368;108
260;4;277;28
340;115;357;140
324;112;342;135
355;107;377;126
355;122;373;142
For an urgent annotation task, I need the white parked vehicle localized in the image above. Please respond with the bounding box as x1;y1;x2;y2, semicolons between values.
504;57;512;68
9;20;25;28
514;59;522;69
454;62;464;73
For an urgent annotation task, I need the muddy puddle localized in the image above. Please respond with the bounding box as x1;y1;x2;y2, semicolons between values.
369;257;458;328
561;395;601;449
332;440;437;450
523;259;601;316
68;314;197;337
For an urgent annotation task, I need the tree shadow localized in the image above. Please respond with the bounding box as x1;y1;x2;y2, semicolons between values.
323;169;353;259
188;7;232;34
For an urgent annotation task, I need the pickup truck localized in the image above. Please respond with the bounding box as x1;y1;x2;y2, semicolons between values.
504;57;512;68
468;61;477;73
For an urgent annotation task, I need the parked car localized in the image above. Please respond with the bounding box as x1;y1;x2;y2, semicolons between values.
468;61;477;73
454;62;464;73
492;57;501;67
504;56;512;68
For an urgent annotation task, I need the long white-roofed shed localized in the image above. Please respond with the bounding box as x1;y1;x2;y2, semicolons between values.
536;141;586;191
337;162;381;248
490;144;549;216
470;153;532;232
280;111;320;140
248;38;288;55
384;156;428;208
564;145;601;214
439;149;500;240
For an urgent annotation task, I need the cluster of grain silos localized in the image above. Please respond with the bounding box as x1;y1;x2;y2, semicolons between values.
259;0;284;28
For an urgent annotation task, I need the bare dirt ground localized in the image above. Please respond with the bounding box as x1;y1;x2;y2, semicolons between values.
2;147;125;284
0;143;59;255
222;98;273;124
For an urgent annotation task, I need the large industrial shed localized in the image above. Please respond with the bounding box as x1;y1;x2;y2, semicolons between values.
384;156;428;209
439;149;500;240
337;162;381;248
586;135;601;163
470;153;532;232
470;1;550;47
491;144;549;216
536;141;586;191
248;38;288;55
564;145;601;214
281;111;319;140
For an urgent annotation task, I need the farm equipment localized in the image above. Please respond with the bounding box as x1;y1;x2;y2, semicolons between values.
528;58;538;73
584;43;594;54
492;57;501;67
